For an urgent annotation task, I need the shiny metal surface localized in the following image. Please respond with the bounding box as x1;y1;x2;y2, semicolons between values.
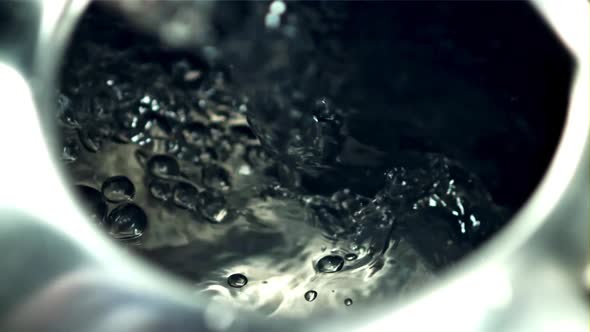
0;1;587;331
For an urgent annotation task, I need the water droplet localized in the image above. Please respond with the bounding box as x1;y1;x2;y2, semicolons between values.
227;273;248;288
147;154;180;178
202;164;231;191
304;290;317;302
106;203;148;240
74;185;107;224
173;182;199;210
101;176;135;202
149;179;173;202
198;190;229;223
344;298;353;306
344;253;358;261
316;255;344;273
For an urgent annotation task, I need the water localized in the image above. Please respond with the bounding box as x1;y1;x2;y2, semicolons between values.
57;1;514;319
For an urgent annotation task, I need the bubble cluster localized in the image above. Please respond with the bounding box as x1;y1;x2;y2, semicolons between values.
75;178;147;241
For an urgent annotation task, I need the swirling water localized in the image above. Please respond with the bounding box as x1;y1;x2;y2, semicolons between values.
58;1;511;318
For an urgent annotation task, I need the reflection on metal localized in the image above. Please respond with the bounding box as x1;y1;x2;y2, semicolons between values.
0;0;588;331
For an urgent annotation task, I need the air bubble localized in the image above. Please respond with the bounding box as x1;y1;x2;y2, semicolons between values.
57;93;78;128
173;182;200;210
198;190;229;223
62;137;79;163
106;203;148;240
149;179;173;202
344;298;353;306
202;164;231;191
75;185;107;224
312;97;339;123
115;107;143;131
227;273;248;288
344;253;358;261
147;154;180;178
316;255;344;273
304;290;317;302
101;176;135;202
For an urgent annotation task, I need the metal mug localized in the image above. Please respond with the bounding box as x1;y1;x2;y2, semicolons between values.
0;1;587;331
